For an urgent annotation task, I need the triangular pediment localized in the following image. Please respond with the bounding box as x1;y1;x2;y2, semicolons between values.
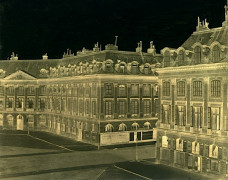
4;70;36;80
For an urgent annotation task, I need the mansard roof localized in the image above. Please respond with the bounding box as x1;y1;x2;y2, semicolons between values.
181;27;228;50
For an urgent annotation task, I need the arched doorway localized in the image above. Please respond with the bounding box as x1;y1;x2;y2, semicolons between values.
17;114;24;130
7;114;14;129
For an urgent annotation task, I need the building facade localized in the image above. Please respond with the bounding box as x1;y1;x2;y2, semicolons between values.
155;7;228;178
0;44;160;146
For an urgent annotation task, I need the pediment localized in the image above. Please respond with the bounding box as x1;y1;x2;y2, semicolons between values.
4;70;36;80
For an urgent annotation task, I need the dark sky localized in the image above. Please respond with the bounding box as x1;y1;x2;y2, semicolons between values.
0;0;226;60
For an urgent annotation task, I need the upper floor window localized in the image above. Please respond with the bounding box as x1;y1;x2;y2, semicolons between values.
105;83;113;96
131;62;139;74
118;85;126;97
7;97;13;108
118;101;126;115
143;84;150;96
143;121;151;129
164;51;170;67
162;136;169;148
192;142;200;154
178;50;185;66
193;81;202;96
191;106;203;128
16;97;24;108
194;46;202;64
143;100;150;115
40;86;46;94
177;81;185;96
176;138;183;151
131;84;139;96
105;101;112;115
7;86;14;95
27;98;34;109
27;86;35;95
161;105;171;124
92;101;96;115
212;45;220;63
208;107;220;130
131;122;139;130
209;145;218;159
131;100;139;114
211;80;221;97
175;105;186;126
162;81;170;96
18;86;24;95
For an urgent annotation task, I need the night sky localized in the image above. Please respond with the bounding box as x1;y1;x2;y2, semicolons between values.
0;0;226;60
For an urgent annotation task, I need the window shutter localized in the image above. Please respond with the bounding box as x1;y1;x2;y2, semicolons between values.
218;147;222;160
175;105;179;125
161;105;164;123
204;145;209;157
191;106;194;127
173;139;176;150
200;144;204;156
187;141;192;153
208;107;211;129
168;105;171;123
183;106;186;126
200;106;203;128
183;140;187;152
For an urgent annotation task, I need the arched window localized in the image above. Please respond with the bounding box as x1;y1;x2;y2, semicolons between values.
119;123;127;131
105;123;114;132
194;46;201;64
212;45;220;63
131;122;139;130
178;50;185;65
164;51;170;67
7;114;14;127
143;121;151;129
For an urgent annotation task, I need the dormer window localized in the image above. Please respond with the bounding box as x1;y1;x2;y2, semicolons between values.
164;51;170;67
178;50;185;66
194;46;202;64
192;141;200;154
212;45;220;63
162;136;169;148
209;145;218;158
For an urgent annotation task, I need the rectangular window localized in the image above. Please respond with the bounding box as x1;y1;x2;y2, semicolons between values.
162;81;170;96
143;100;150;115
175;106;186;126
39;98;46;110
131;100;139;114
143;84;151;96
177;81;185;96
92;101;96;115
211;107;220;130
118;85;126;97
40;86;46;95
27;86;35;95
18;86;24;95
61;99;65;111
85;100;90;115
131;84;139;96
7;97;13;108
105;83;113;96
16;97;24;108
105;101;112;115
85;85;90;97
193;81;202;96
27;98;34;109
162;105;171;124
79;99;83;113
191;106;203;128
211;80;221;97
91;84;97;97
7;86;14;95
118;101;125;115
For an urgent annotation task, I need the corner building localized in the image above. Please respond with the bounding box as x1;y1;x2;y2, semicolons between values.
155;7;228;178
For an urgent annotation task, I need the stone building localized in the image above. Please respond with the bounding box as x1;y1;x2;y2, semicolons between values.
0;43;161;147
155;6;228;178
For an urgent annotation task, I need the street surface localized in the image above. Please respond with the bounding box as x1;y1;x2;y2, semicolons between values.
0;131;211;179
